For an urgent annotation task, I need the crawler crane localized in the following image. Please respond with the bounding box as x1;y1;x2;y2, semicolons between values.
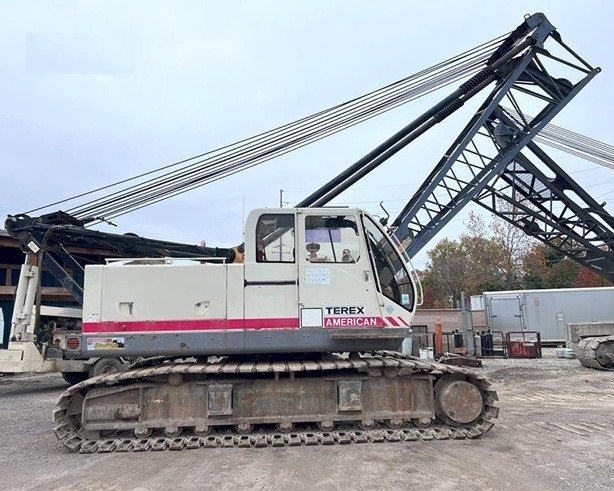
3;12;607;449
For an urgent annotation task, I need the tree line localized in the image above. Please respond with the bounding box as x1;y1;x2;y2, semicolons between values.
419;207;612;309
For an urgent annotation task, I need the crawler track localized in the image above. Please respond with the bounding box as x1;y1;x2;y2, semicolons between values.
53;351;498;452
576;335;614;370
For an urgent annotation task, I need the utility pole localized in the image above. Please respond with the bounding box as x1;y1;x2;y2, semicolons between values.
279;190;284;260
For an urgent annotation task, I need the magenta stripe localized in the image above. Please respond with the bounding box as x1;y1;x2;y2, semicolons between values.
83;317;300;333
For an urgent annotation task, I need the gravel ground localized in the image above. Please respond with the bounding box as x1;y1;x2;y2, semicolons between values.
1;349;613;490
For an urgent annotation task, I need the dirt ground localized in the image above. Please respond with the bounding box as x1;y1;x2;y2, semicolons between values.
1;349;612;491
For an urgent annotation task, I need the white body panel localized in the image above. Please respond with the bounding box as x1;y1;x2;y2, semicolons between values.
79;208;418;356
84;261;228;323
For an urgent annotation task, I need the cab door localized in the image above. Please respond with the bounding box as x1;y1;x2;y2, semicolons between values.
244;212;299;328
296;210;383;329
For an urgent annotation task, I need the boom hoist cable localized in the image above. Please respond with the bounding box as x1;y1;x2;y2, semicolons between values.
67;49;497;222
503;107;614;170
9;14;614;228
19;34;507;225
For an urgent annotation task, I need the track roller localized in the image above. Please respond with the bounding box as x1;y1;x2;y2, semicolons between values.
385;418;404;429
317;421;335;431
236;423;253;435
194;425;212;436
164;426;182;438
134;427;152;439
412;417;433;429
277;422;295;433
358;420;375;430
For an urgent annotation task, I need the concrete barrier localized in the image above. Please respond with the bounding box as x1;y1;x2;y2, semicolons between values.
567;321;614;350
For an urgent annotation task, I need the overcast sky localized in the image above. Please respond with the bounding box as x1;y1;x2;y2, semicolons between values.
1;1;613;269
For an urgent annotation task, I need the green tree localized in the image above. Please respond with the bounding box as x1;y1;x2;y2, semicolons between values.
422;202;612;303
461;234;511;293
425;238;468;307
520;243;548;289
417;269;438;308
544;259;580;288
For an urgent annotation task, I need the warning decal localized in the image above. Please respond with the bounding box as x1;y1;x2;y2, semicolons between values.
87;337;125;351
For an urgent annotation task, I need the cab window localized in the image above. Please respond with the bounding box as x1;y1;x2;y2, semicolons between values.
362;214;414;311
256;214;295;263
304;215;360;263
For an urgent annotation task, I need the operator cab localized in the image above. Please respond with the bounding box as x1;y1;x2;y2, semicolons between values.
244;207;420;332
76;206;421;359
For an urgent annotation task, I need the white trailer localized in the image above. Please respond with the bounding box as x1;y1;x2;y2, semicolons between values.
482;287;614;344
